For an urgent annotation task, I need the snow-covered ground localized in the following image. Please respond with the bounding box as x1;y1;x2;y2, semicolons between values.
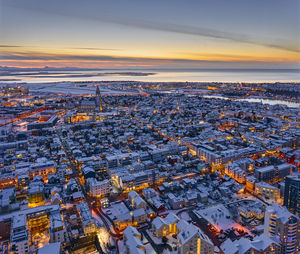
118;240;127;254
25;82;138;95
196;204;236;231
144;243;156;254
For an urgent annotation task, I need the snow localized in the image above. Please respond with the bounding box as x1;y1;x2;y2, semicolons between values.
91;210;104;225
196;204;236;231
146;229;162;245
166;234;177;245
178;211;190;221
118;240;127;254
26;82;138;95
145;243;156;254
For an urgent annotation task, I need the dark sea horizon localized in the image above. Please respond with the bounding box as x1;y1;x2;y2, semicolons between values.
0;68;299;83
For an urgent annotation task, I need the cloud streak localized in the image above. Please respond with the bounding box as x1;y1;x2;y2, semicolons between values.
0;51;296;65
127;21;300;53
0;45;22;48
71;47;121;51
0;51;214;63
4;2;300;53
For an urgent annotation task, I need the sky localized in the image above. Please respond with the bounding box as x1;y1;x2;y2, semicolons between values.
0;0;299;69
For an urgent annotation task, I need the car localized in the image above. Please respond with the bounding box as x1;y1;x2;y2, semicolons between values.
106;210;112;215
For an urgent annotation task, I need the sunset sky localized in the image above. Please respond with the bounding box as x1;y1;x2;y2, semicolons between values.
0;0;299;69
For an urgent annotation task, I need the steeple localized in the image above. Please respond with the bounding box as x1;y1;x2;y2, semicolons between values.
95;85;103;112
96;85;100;96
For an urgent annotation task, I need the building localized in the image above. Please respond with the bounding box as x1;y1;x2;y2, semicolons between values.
264;204;300;254
86;178;110;198
220;235;280;254
284;174;300;216
255;164;291;183
49;210;67;243
245;176;256;192
10;214;29;254
142;187;156;200
95;86;103;112
128;191;147;210
132;208;147;225
152;213;179;237
29;159;57;181
239;202;264;220
76;202;96;234
78;100;96;112
27;115;58;130
168;193;184;209
177;220;214;254
255;182;280;203
0;205;62;254
224;164;246;184
116;212;133;231
100;197;110;208
120;170;159;192
123;226;145;254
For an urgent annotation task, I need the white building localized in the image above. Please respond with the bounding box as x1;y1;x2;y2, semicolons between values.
49;210;67;243
76;202;96;234
255;182;280;202
123;226;145;254
87;178;111;198
220;235;280;254
10;214;29;254
177;220;214;254
264;204;300;254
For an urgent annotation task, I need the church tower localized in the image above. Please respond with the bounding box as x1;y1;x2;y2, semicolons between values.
96;85;103;112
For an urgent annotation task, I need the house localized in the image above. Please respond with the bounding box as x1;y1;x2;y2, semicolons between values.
49;210;67;243
152;213;179;237
152;217;167;238
128;191;147;210
148;196;165;213
142;188;156;199
198;191;208;203
124;226;145;254
76;202;96;234
124;226;141;241
220;235;280;254
168;193;184;210
133;196;147;210
51;193;62;205
117;212;133;231
245;176;256;192
184;191;198;206
177;220;214;254
132;208;147;225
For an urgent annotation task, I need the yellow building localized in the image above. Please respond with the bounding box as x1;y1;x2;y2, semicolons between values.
152;213;179;238
255;182;280;202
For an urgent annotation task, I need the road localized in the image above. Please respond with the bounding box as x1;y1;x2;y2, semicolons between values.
56;127;108;253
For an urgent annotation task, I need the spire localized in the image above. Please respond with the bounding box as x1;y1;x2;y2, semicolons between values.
96;85;103;112
96;85;100;95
